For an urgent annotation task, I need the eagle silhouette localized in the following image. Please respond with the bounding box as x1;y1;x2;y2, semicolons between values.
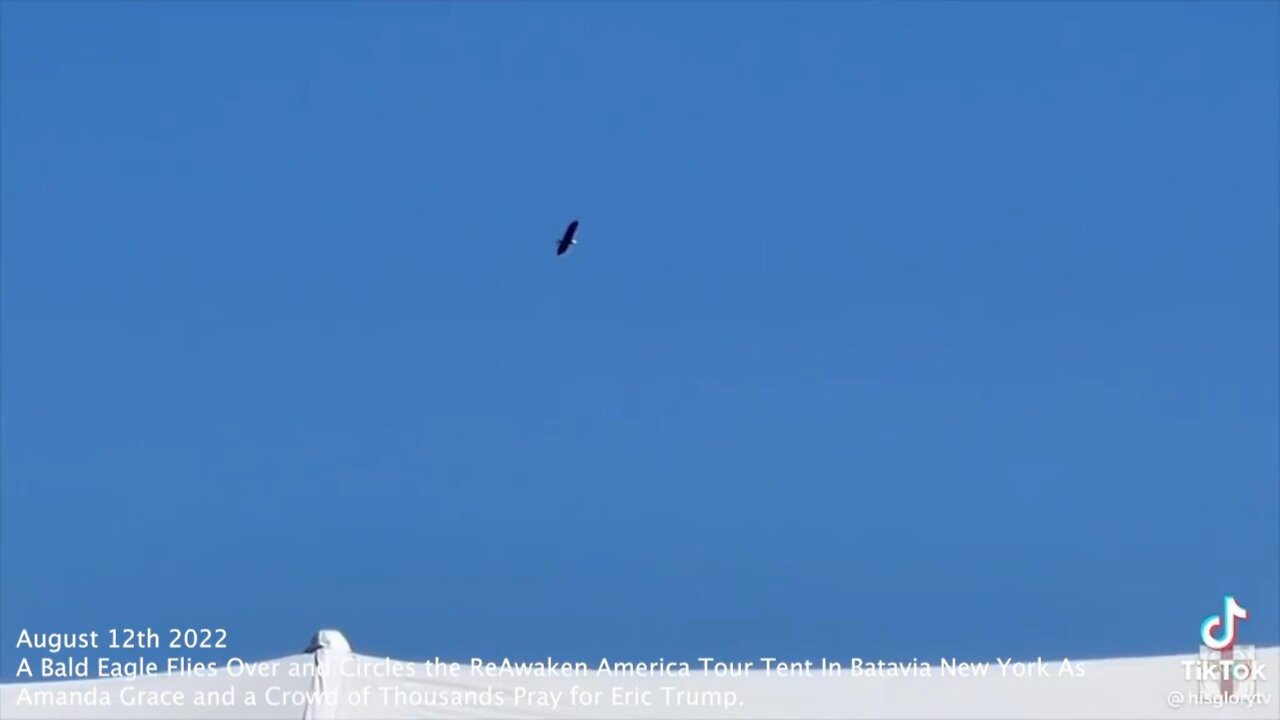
556;220;579;256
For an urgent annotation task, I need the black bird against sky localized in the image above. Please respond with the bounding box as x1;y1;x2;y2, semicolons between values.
556;220;579;256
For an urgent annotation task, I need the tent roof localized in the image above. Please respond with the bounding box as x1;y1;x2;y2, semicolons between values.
3;630;1276;718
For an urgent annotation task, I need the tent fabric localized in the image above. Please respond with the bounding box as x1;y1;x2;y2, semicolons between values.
2;630;1277;719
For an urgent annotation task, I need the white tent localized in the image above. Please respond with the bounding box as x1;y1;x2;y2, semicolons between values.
3;630;1276;719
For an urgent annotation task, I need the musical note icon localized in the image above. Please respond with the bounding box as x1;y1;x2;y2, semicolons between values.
1201;595;1249;651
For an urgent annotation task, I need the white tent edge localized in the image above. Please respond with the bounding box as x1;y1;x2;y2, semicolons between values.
2;628;1277;719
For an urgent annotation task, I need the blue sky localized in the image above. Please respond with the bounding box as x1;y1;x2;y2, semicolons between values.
1;1;1277;676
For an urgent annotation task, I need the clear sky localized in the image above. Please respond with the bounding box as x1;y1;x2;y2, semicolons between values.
1;1;1277;677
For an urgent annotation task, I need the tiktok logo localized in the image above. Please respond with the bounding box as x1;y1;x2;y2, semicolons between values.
1201;596;1249;651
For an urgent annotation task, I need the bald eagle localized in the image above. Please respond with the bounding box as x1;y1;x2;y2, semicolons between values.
556;220;579;256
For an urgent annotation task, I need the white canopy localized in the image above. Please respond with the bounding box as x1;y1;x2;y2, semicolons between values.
3;630;1276;718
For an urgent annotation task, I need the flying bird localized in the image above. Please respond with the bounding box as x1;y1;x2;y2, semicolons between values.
556;220;579;256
